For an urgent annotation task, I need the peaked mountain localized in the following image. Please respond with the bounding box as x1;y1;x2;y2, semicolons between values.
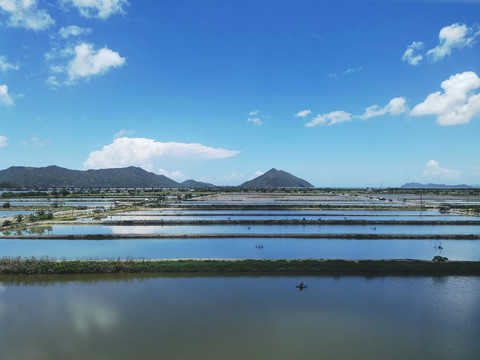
240;168;313;188
401;182;472;189
180;179;215;188
0;165;180;188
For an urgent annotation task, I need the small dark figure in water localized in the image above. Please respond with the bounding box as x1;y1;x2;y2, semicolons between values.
297;281;307;289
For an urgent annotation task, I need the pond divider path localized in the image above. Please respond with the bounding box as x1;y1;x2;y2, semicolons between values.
5;233;480;240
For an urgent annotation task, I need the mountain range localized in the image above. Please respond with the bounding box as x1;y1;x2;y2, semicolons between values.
0;166;212;189
0;166;313;189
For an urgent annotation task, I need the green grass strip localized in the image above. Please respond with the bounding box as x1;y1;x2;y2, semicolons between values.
1;258;479;275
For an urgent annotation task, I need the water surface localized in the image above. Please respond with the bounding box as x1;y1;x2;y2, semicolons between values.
1;238;478;260
0;274;479;360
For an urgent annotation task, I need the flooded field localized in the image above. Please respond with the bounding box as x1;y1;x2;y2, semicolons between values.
1;238;478;260
1;274;479;360
2;191;479;261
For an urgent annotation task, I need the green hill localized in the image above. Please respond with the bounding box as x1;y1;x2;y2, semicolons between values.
240;168;313;188
0;165;180;188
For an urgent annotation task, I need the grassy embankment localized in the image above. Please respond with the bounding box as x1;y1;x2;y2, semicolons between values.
1;258;479;275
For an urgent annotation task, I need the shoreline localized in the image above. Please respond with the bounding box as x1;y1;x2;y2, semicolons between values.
3;233;480;240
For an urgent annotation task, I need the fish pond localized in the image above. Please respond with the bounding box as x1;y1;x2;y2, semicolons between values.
0;274;479;360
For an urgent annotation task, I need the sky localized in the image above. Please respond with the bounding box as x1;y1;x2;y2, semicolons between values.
0;0;479;187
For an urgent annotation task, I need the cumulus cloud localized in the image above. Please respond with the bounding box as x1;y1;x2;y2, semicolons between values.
427;23;480;62
0;84;14;106
254;170;264;177
422;160;461;179
47;42;125;85
0;0;54;30
402;41;424;66
247;117;262;125
58;25;92;38
158;168;188;181
411;71;480;125
305;110;351;127
294;110;311;118
83;137;240;170
0;56;19;72
359;97;408;119
61;0;128;19
249;110;259;116
68;43;125;82
0;135;7;148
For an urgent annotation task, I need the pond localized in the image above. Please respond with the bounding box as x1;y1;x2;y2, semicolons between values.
1;238;478;260
0;274;478;360
28;224;480;236
106;214;479;221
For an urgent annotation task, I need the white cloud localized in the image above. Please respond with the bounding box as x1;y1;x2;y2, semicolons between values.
59;25;92;38
158;168;188;181
359;97;408;119
249;110;259;116
0;135;7;148
254;170;264;177
329;67;363;78
47;42;126;85
305;110;351;127
68;43;125;83
427;23;480;62
422;160;461;179
402;41;424;66
113;129;134;139
247;117;262;125
294;110;311;118
0;84;14;106
83;137;240;170
410;71;480;125
62;0;128;19
0;56;19;72
0;0;54;30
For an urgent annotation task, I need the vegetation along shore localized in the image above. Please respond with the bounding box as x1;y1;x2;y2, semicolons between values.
1;258;479;276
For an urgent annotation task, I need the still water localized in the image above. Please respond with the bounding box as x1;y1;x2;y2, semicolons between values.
36;224;480;235
1;238;478;260
0;274;478;360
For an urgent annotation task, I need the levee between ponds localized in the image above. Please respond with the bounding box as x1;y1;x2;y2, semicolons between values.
4;233;480;240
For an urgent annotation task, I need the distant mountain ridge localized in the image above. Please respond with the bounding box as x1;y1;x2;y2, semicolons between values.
240;168;313;188
180;179;215;188
0;166;184;188
401;182;472;189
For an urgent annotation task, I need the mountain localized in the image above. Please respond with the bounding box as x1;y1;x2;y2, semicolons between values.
0;165;180;188
240;168;313;188
401;182;472;189
180;179;216;188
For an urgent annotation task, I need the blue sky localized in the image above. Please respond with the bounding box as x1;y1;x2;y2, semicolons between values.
0;0;479;187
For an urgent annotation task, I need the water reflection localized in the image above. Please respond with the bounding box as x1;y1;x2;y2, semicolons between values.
1;238;478;260
41;224;480;235
0;274;479;360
